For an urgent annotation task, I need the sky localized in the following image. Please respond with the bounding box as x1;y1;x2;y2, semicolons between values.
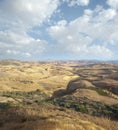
0;0;118;61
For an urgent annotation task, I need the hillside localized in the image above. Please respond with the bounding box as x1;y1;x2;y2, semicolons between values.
0;60;118;130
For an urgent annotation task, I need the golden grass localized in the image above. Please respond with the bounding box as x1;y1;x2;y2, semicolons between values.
0;61;78;94
0;103;117;130
0;61;118;130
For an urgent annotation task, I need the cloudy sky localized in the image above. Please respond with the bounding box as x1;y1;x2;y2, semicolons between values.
0;0;118;60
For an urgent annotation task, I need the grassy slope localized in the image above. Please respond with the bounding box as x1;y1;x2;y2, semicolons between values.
0;60;118;130
0;102;117;130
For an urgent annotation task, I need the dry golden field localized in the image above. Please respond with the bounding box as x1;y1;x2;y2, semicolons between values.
0;60;118;130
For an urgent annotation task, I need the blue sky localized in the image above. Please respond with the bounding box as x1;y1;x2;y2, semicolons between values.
0;0;118;61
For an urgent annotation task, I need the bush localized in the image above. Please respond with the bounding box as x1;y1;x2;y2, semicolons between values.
51;96;118;120
0;102;11;109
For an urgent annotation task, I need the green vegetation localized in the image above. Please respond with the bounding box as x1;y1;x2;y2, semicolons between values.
0;89;48;106
86;87;110;96
51;96;118;120
2;89;117;120
0;102;11;109
0;61;118;129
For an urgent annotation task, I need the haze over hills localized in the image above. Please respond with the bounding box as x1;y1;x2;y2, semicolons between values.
0;59;118;130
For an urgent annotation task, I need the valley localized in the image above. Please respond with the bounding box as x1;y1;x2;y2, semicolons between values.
0;60;118;130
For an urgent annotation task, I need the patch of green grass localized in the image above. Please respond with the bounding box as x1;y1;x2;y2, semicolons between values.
96;89;109;96
86;87;110;96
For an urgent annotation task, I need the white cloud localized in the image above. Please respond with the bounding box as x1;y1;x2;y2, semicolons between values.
25;52;31;57
0;0;118;60
0;0;59;59
0;30;33;45
88;45;112;58
48;6;118;59
0;0;59;29
6;50;19;55
97;8;116;22
0;30;47;59
107;0;118;9
63;0;89;7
